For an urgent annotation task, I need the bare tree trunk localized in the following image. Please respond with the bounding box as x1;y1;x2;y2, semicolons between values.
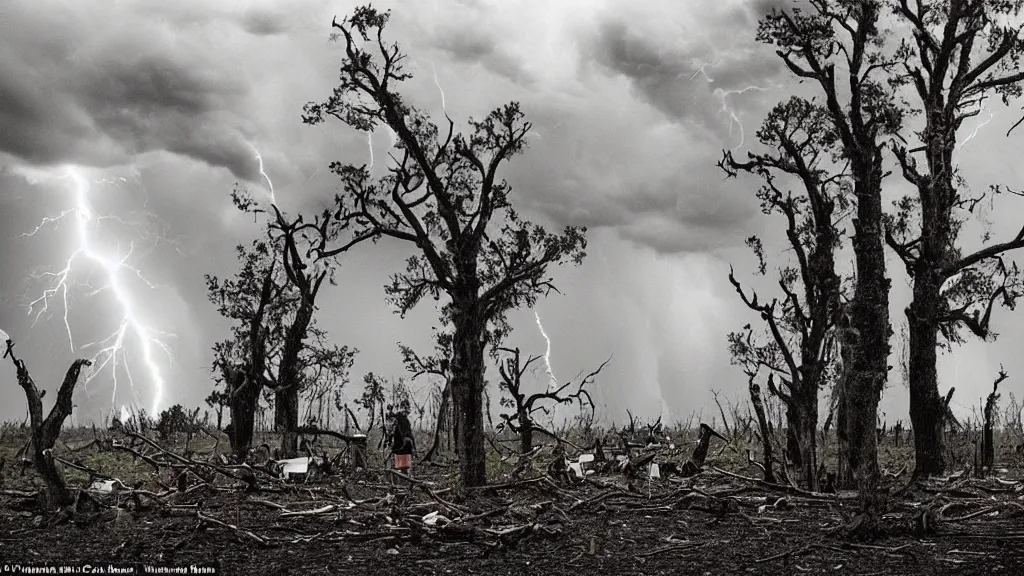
274;384;300;459
227;368;260;461
451;301;488;487
749;381;776;483
907;274;946;476
3;340;91;510
792;387;819;490
844;150;890;533
520;417;534;455
420;382;451;463
982;370;1008;475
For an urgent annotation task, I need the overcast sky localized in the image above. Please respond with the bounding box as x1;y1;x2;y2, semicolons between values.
1;0;1022;428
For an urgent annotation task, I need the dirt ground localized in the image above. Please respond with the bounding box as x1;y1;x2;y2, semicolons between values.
1;428;1023;575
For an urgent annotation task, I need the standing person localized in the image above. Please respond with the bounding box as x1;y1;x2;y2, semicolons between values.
390;407;415;488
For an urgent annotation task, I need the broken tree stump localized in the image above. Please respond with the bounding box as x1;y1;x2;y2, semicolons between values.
3;337;92;510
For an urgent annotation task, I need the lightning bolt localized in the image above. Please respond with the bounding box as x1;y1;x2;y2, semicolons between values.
957;105;995;150
533;310;558;392
365;131;375;171
689;60;773;151
428;60;448;114
714;86;771;151
249;144;278;205
24;168;173;415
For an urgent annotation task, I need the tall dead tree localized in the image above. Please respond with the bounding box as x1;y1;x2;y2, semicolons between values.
757;0;903;533
3;338;91;510
301;7;587;487
747;373;777;483
495;346;606;453
982;367;1009;473
887;0;1024;477
723;96;847;490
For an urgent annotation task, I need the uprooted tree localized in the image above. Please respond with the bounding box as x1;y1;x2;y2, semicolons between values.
722;96;848;491
755;0;904;533
495;346;607;454
206;193;356;460
886;0;1024;477
300;7;587;487
2;337;91;510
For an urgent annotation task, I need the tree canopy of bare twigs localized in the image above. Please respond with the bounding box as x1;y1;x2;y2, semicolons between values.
494;346;606;454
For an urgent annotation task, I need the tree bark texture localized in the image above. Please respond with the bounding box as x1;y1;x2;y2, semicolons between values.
450;300;488;487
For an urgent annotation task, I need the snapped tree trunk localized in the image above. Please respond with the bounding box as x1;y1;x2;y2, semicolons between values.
450;301;488;487
749;381;776;483
3;341;91;510
982;370;1008;474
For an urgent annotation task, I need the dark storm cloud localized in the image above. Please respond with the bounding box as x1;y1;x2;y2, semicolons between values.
586;14;783;136
0;1;260;182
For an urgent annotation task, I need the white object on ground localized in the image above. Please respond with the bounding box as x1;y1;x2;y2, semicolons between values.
567;462;585;479
648;463;660;479
422;511;451;526
272;456;322;478
88;478;127;493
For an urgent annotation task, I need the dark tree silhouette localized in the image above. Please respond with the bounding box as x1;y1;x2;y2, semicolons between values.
207;238;287;460
887;0;1024;477
207;192;356;460
204;388;230;431
3;337;91;510
301;7;587;486
722;96;849;490
981;366;1009;474
495;346;606;454
756;0;904;533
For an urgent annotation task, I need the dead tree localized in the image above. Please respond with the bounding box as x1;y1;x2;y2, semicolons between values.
3;338;91;510
301;8;587;487
758;0;903;534
888;0;1024;477
982;367;1010;474
681;423;728;477
496;346;607;454
722;95;847;491
747;372;777;483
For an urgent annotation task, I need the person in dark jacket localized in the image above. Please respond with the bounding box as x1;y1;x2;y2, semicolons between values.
390;409;415;487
